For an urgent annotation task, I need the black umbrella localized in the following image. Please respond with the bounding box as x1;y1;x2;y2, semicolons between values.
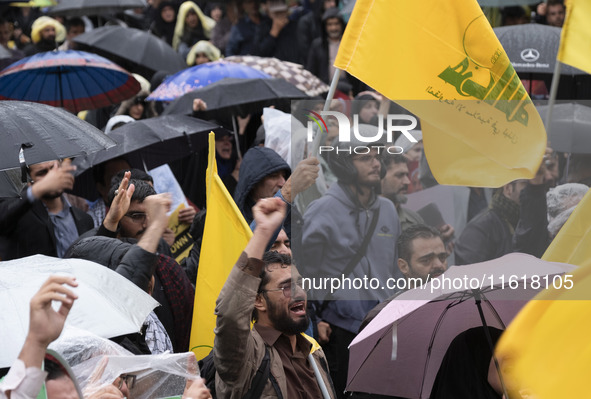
0;170;26;198
72;26;187;79
162;77;309;117
0;101;115;174
536;102;591;154
494;23;585;76
49;0;145;17
71;115;230;200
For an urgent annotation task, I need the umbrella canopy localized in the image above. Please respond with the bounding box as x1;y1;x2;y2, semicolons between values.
224;55;329;97
147;60;271;102
72;114;229;200
0;254;159;368
73;26;187;79
0;100;116;172
347;253;575;398
163;77;309;117
49;0;145;17
494;23;586;76
536;102;591;154
0;50;141;114
0;169;26;198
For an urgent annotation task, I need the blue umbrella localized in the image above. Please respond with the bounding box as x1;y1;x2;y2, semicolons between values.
147;60;271;102
0;50;140;113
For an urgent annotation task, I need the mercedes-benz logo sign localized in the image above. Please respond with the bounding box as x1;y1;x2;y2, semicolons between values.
520;48;540;62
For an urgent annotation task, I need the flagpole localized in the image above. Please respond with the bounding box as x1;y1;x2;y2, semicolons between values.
544;60;562;133
310;68;341;157
296;68;340;212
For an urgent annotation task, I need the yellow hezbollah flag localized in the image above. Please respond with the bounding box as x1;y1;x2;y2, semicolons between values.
557;0;591;75
495;267;591;399
495;192;591;398
189;133;253;359
335;0;546;187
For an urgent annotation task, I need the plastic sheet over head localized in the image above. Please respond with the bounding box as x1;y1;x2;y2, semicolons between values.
546;183;588;221
49;327;200;399
264;107;307;167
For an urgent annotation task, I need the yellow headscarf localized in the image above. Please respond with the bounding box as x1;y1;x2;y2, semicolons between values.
172;1;216;50
31;16;65;44
186;40;221;65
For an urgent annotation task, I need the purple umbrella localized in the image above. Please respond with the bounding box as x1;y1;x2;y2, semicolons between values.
347;253;575;398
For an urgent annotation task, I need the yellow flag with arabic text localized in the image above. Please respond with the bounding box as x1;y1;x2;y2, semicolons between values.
557;0;591;75
189;132;253;360
335;0;546;187
494;191;591;398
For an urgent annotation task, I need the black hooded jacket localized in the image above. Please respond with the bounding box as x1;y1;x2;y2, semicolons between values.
233;146;290;224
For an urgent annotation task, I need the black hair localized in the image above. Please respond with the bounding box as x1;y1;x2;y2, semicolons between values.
91;157;129;187
107;178;156;207
45;357;67;381
65;17;85;32
382;153;408;168
547;0;564;6
112;168;154;186
252;251;293;322
501;6;526;25
397;224;442;264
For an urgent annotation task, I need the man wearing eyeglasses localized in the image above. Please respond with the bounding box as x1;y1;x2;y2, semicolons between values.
0;159;94;260
214;197;336;399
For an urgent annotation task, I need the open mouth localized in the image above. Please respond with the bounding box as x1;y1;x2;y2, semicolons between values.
289;301;306;316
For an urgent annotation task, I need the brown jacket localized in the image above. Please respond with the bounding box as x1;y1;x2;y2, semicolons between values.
214;252;335;398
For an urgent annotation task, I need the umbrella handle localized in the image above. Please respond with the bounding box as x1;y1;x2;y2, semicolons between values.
474;294;511;399
19;143;34;183
232;114;243;160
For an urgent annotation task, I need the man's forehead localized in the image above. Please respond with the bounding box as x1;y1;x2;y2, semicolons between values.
265;264;300;280
410;236;445;256
128;200;146;212
388;162;408;174
30;161;55;172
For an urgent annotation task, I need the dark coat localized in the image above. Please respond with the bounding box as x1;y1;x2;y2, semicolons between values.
0;194;94;260
254;17;302;64
304;8;364;94
454;184;548;265
453;208;513;266
66;236;195;352
66;235;158;292
233;147;290;224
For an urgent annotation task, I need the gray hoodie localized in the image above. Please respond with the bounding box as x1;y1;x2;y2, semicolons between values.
302;182;401;333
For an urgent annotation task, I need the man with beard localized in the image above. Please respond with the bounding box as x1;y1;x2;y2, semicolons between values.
0;159;93;260
381;154;455;242
23;16;65;56
214;197;335;398
381;154;421;232
358;224;448;334
306;7;346;85
302;128;400;398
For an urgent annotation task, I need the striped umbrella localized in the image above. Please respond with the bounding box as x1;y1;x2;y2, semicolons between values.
0;50;140;113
